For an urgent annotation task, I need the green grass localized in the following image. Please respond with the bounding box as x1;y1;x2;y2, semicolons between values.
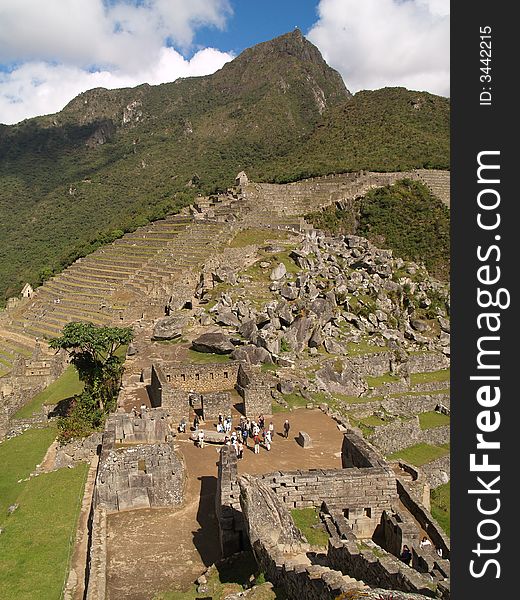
13;365;84;419
291;507;329;547
229;228;290;248
186;349;231;364
430;483;450;535
366;372;400;387
0;427;58;522
419;411;450;430
0;462;89;600
349;414;389;438
281;392;309;410
410;368;450;386
388;443;450;467
346;340;387;356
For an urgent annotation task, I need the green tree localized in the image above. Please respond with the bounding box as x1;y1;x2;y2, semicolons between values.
49;322;133;441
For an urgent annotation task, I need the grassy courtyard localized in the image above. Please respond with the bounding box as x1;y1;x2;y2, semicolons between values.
291;507;329;547
13;365;83;419
0;428;89;600
388;442;450;467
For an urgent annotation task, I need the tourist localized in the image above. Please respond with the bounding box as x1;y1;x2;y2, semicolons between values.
420;536;432;550
224;436;231;446
179;418;186;433
264;429;272;451
253;433;261;454
283;419;290;439
218;413;223;426
237;441;244;459
198;429;205;449
193;414;200;431
400;545;412;565
268;421;274;436
258;414;265;429
217;422;224;433
242;427;249;446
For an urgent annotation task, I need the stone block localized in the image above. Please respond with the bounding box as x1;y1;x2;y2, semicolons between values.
117;487;151;511
296;431;313;448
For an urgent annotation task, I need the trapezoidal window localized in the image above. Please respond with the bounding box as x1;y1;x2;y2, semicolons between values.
364;507;372;518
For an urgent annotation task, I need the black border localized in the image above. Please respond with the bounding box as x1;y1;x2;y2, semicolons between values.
451;3;514;597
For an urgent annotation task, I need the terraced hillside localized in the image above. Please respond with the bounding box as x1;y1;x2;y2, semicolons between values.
415;169;451;206
1;171;450;377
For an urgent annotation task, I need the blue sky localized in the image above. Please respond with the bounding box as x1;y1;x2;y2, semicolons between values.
0;1;449;125
193;1;320;57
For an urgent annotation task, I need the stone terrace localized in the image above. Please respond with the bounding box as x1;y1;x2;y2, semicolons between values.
0;169;450;390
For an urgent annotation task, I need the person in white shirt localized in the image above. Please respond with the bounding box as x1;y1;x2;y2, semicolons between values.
420;536;432;550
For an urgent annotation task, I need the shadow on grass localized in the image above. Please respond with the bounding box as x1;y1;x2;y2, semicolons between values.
47;396;75;418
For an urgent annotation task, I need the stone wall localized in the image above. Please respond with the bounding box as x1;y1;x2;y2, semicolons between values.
54;432;103;469
397;479;450;560
399;353;449;375
370;417;450;455
95;443;185;511
202;391;231;420
150;361;273;419
215;445;244;556
236;364;273;417
154;361;240;393
421;455;450;489
331;393;450;421
85;507;107;600
325;504;449;596
380;509;421;557
216;432;398;553
348;352;394;377
238;469;433;600
341;430;388;468
327;535;438;598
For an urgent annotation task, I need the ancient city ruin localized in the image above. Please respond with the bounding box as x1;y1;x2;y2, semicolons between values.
0;169;451;599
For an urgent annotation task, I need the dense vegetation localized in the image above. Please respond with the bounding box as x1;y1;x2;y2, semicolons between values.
307;179;450;280
48;323;132;442
0;30;449;303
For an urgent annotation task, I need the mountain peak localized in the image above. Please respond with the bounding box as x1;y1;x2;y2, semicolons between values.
244;28;331;67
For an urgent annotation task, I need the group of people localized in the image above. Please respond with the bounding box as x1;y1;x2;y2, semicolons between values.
182;411;293;457
228;414;274;455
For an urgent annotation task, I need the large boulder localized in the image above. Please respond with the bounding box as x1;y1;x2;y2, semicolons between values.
215;310;241;328
270;262;287;281
231;345;273;365
283;316;315;352
152;314;189;341
238;474;306;552
191;332;235;354
239;319;258;340
315;360;367;397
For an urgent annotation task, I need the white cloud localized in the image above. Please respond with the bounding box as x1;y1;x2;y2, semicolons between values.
0;0;233;124
0;48;233;125
308;0;450;96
